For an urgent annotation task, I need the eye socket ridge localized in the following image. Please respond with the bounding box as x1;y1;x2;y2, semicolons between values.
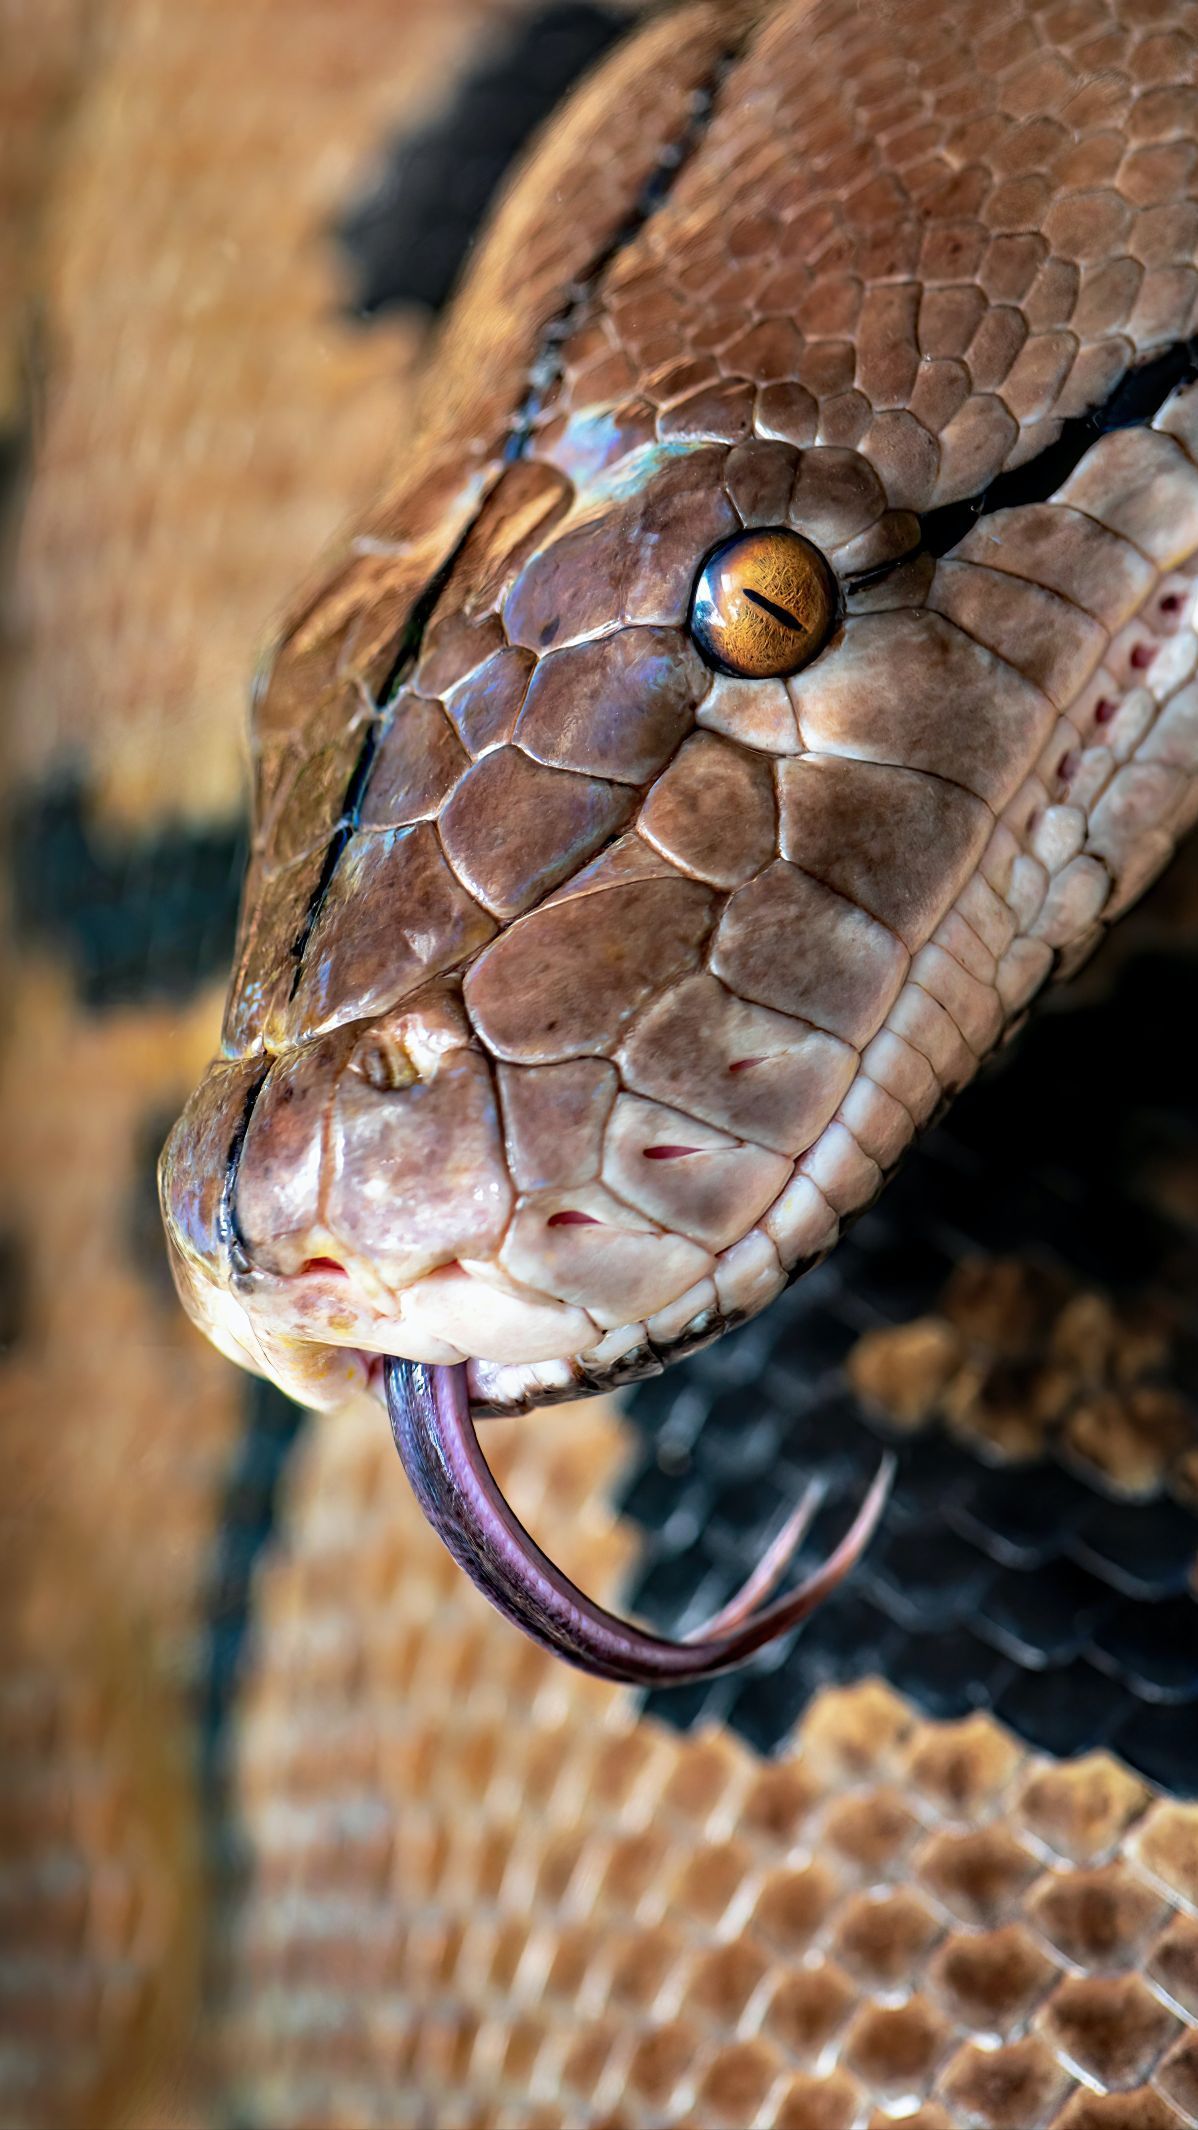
688;525;839;681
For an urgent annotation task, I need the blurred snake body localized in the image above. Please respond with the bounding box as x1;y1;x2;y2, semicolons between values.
161;0;1198;1678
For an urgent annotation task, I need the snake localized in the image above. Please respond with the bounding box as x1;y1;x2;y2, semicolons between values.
159;0;1198;1687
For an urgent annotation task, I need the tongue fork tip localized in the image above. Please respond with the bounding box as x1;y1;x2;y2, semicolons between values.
384;1355;894;1687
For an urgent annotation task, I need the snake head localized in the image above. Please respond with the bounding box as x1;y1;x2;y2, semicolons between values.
160;438;871;1414
160;0;1198;1674
161;377;1198;1652
159;374;1198;1673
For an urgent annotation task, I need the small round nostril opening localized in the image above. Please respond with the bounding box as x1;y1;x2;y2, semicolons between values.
352;1035;416;1092
299;1256;348;1278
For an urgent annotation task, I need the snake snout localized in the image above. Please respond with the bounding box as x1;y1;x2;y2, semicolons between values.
158;1052;370;1414
158;1054;264;1296
163;987;598;1400
230;1013;515;1343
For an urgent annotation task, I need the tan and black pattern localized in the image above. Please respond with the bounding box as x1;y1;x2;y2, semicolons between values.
218;1396;1198;2130
3;2;1198;2126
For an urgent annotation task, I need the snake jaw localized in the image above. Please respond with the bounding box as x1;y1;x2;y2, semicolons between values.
385;1356;894;1685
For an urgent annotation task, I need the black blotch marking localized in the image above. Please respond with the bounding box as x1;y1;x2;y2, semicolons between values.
130;1108;183;1301
0;427;27;519
744;587;804;631
622;924;1198;1790
201;1377;307;1847
8;783;245;1007
0;1232;27;1357
338;1;629;317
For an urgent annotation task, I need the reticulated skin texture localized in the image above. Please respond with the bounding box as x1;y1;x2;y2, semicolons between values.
161;0;1198;1417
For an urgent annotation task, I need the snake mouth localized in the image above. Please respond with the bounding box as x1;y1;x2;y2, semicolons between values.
385;1356;893;1685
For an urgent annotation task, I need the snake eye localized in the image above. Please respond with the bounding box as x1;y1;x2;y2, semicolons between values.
689;526;838;679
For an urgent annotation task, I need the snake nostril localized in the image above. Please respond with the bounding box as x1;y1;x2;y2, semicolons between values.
298;1256;348;1278
351;1034;417;1092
